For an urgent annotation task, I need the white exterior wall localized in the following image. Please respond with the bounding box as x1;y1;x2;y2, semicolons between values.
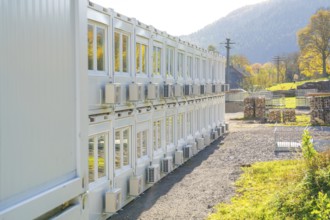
0;0;88;219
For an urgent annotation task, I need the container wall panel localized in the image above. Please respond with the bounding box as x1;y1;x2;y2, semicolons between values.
0;0;87;214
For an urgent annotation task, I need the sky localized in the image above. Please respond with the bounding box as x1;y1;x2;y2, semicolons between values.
92;0;267;36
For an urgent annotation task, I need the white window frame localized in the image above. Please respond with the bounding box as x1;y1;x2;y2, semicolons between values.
114;30;130;74
166;46;174;78
114;127;131;172
177;113;184;140
136;37;148;76
136;129;148;160
153;119;162;152
88;22;107;76
166;116;174;145
186;55;193;79
177;51;184;79
152;44;162;76
88;133;108;185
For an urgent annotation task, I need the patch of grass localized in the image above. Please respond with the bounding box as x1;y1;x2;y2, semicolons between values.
285;97;296;109
267;78;328;91
208;131;330;220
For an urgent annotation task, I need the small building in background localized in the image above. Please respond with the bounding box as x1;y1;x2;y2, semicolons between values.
227;65;250;89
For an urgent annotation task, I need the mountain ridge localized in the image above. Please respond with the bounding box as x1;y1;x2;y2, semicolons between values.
182;0;330;63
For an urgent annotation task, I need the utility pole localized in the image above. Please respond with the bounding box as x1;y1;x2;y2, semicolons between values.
273;56;283;84
220;38;235;84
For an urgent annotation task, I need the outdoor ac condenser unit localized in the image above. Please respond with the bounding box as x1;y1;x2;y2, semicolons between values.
206;83;212;94
147;164;160;183
217;127;221;137
221;84;225;92
192;84;200;96
105;83;121;104
129;83;143;101
163;84;172;98
161;157;173;173
200;84;205;95
183;145;192;159
147;83;159;100
184;84;191;96
191;142;198;155
204;135;211;146
105;188;122;213
211;131;216;140
129;175;143;196
212;84;216;93
216;84;221;94
175;150;184;165
174;84;183;97
196;138;204;150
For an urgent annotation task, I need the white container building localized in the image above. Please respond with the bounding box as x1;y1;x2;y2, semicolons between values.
0;1;228;219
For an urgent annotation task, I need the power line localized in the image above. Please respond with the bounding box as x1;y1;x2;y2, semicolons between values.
220;38;235;84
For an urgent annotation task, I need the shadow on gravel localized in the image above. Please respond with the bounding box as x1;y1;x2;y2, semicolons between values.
108;137;225;220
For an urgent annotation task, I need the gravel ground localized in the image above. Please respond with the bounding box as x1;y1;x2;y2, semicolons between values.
109;112;330;220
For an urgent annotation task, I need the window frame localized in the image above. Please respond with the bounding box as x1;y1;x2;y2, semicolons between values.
88;22;108;76
166;46;175;78
136;39;148;76
152;44;162;77
166;116;174;145
114;30;130;74
114;127;131;172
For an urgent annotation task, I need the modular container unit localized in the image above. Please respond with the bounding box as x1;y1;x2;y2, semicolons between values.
1;1;228;219
0;0;88;219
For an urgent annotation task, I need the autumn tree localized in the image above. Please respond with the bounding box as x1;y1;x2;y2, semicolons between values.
230;55;250;68
207;45;217;52
297;8;330;77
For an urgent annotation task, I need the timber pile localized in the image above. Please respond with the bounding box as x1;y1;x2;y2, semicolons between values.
282;109;296;122
309;96;330;125
244;97;266;119
244;97;255;118
268;109;281;123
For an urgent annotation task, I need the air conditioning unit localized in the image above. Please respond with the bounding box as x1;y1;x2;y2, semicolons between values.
196;138;204;150
217;127;221;137
226;84;230;92
147;164;160;183
212;84;216;93
206;83;212;94
221;125;225;134
183;145;192;159
204;135;211;146
129;83;143;101
192;84;200;96
211;131;216;140
105;83;121;104
129;175;143;196
215;84;222;94
184;84;191;96
175;150;184;165
163;84;172;98
221;84;225;92
225;123;229;132
161;157;173;173
105;188;122;213
147;83;159;100
191;142;198;155
174;84;183;97
200;84;205;95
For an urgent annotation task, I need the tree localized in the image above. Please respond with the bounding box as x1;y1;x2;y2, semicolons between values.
230;55;250;68
207;45;217;52
297;9;330;77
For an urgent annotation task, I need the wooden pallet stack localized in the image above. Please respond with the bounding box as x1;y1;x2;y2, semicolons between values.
268;109;281;123
309;95;330;125
244;97;255;118
282;109;296;122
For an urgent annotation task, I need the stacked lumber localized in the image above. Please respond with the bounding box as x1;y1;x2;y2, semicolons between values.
268;109;281;123
244;97;266;119
309;95;330;125
244;97;255;118
282;109;296;122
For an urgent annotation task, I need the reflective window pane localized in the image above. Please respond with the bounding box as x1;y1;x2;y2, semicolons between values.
137;132;141;158
97;135;105;178
157;47;161;74
96;27;105;71
136;43;140;73
142;130;148;156
157;121;161;149
114;32;120;72
141;44;146;74
123;129;129;166
122;35;128;72
115;131;121;169
88;25;94;70
88;137;95;182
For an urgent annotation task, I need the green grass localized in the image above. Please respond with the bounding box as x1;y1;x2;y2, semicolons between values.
267;78;328;91
285;97;296;109
208;132;330;220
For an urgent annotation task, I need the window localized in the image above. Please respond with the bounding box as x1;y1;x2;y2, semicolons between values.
88;134;107;183
166;116;174;145
186;111;193;135
166;47;174;77
153;46;162;76
88;23;106;72
115;127;130;170
202;59;207;79
153;120;162;151
177;52;184;78
177;113;184;140
137;130;148;158
186;55;192;79
195;57;200;79
115;31;129;73
136;43;147;74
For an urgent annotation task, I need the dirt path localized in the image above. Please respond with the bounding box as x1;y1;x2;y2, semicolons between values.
109;113;328;220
